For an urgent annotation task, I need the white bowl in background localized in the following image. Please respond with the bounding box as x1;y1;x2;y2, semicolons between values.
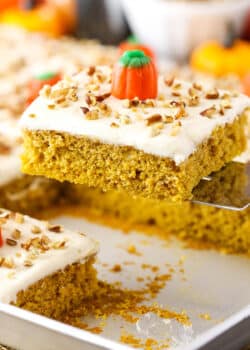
121;0;250;61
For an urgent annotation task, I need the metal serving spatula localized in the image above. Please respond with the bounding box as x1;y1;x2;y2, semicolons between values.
192;162;250;211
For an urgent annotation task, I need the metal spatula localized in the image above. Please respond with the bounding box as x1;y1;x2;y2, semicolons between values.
192;162;250;211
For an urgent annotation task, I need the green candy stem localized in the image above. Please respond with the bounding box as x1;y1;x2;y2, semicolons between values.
119;50;151;68
35;72;58;81
126;35;139;44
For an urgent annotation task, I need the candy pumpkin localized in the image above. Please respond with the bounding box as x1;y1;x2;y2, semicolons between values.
27;72;61;105
191;40;250;77
119;36;155;61
112;50;157;100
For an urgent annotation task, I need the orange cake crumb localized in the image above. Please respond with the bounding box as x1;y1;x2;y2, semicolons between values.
127;244;142;256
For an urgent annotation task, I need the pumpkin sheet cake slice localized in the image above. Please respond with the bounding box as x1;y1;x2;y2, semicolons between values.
0;208;98;320
20;51;249;202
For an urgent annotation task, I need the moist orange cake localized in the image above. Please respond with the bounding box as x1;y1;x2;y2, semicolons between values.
0;110;62;215
0;208;98;319
20;53;249;202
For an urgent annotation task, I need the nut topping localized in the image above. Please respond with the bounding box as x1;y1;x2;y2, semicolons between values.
80;106;89;114
15;213;24;224
95;92;111;102
205;89;219;99
164;77;175;87
200;106;217;118
48;224;63;233
0;142;11;155
146;114;163;126
87;66;96;76
12;229;21;240
31;226;42;234
6;238;17;246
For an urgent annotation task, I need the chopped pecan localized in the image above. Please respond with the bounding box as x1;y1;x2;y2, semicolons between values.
205;89;219;99
164;76;175;87
95;92;111;102
200;106;217;117
87;66;96;76
6;238;17;246
146;114;163;125
80;106;90;114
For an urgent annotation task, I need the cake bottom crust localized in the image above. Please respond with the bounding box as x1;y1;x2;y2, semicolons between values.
21;113;246;202
13;257;97;320
65;181;250;256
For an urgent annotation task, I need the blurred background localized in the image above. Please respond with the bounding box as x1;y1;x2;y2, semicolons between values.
0;0;250;94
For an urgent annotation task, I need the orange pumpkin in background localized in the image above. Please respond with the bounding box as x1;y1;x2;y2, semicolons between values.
0;0;19;11
27;72;61;105
0;0;76;36
119;36;155;62
191;40;250;78
112;50;158;100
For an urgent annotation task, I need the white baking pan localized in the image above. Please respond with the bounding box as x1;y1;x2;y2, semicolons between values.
0;215;249;350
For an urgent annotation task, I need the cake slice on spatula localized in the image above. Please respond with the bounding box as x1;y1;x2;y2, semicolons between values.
20;51;249;202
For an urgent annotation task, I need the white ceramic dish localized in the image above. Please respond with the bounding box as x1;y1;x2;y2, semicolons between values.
121;0;250;60
0;215;249;350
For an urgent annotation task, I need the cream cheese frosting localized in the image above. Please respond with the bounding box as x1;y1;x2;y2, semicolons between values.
20;66;250;165
0;209;98;304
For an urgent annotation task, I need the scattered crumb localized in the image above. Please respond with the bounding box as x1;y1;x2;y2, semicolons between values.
127;244;142;256
101;262;109;267
140;240;150;246
141;263;160;273
137;277;145;282
178;256;186;266
124;261;136;266
68;320;103;334
168;267;175;274
199;313;212;321
110;264;122;273
63;273;190;335
120;330;170;350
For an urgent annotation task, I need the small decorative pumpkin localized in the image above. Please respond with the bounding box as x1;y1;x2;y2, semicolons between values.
111;50;158;100
0;2;65;37
0;228;3;248
27;72;61;105
119;35;155;61
191;40;250;77
0;0;19;12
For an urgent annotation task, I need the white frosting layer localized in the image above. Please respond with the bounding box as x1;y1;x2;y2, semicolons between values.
20;66;250;165
0;209;98;304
